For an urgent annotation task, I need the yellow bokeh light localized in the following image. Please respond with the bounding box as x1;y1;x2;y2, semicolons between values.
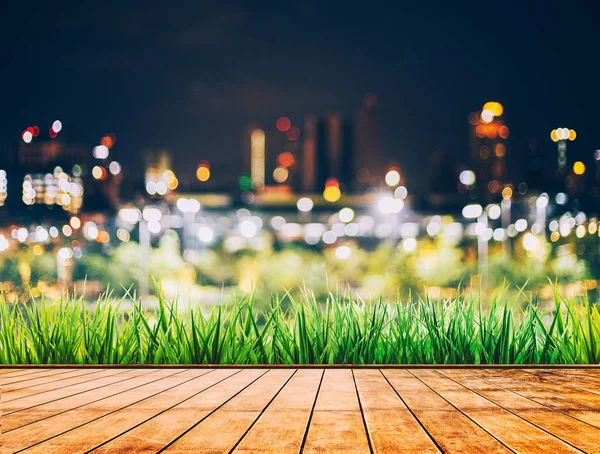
483;101;503;117
569;129;576;141
196;166;210;182
502;187;513;199
573;161;586;175
92;166;103;179
323;185;341;202
273;166;289;183
550;129;558;142
167;177;178;190
70;216;81;229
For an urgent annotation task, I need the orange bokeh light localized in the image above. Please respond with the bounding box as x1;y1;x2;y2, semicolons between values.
277;152;295;168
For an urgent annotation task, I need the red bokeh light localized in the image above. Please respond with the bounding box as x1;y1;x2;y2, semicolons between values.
101;136;113;148
286;126;300;141
49;128;58;139
276;117;291;132
277;152;295;168
325;177;339;188
32;126;40;137
26;126;34;134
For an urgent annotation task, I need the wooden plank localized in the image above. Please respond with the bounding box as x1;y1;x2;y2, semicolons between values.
502;369;600;408
412;369;579;453
2;368;193;452
23;369;240;453
0;368;69;385
302;369;371;454
0;368;25;376
2;369;108;400
1;369;164;431
519;369;600;395
440;369;600;453
163;369;296;453
383;369;510;453
91;369;267;453
353;369;439;453
474;369;600;428
233;369;322;453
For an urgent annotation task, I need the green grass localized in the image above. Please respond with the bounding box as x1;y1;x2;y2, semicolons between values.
1;287;599;365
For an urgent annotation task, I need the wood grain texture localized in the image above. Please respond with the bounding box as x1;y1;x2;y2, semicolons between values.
1;367;599;453
302;368;371;453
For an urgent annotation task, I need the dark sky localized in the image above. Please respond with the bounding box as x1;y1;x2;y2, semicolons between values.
2;0;599;192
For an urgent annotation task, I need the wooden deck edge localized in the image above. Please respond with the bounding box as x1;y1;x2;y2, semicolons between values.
1;364;599;369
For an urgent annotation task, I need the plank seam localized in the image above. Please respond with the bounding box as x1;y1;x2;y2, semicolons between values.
351;369;374;454
298;369;325;454
155;369;271;453
462;369;600;430
434;369;586;452
84;369;242;453
405;369;517;454
379;369;443;453
11;369;210;453
226;369;299;454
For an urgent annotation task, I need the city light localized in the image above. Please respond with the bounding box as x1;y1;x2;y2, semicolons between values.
573;161;586;175
339;207;354;223
459;170;476;186
551;128;576;142
402;237;417;252
22;130;33;143
250;129;266;189
119;207;142;224
487;204;501;220
297;197;314;212
276;117;291;132
92;145;109;159
196;165;210;182
240;219;258;238
70;216;81;229
52;120;63;133
482;101;503;116
394;186;408;200
522;233;539;252
323;185;341;203
462;204;482;219
109;161;122;175
197;226;215;243
480;109;494;123
385;169;401;187
378;196;404;214
335;245;351;259
273;166;289;183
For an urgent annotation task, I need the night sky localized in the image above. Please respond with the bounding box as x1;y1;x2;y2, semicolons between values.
2;0;599;192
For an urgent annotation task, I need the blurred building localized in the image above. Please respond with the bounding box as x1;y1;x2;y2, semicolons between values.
302;114;354;193
468;102;510;199
0;141;88;221
354;92;382;190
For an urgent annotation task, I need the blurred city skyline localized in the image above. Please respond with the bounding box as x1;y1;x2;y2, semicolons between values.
2;0;600;193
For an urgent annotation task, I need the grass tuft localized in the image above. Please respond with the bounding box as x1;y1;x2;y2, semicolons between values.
0;288;598;365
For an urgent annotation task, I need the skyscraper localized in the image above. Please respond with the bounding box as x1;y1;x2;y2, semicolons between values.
354;92;381;190
302;113;354;193
468;102;509;198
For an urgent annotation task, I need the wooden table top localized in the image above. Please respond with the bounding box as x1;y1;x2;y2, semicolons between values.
2;366;600;453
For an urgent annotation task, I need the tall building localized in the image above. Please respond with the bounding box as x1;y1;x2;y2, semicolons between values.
354;92;382;190
468;102;509;198
302;113;354;193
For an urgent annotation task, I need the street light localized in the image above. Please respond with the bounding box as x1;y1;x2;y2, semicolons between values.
551;127;576;175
